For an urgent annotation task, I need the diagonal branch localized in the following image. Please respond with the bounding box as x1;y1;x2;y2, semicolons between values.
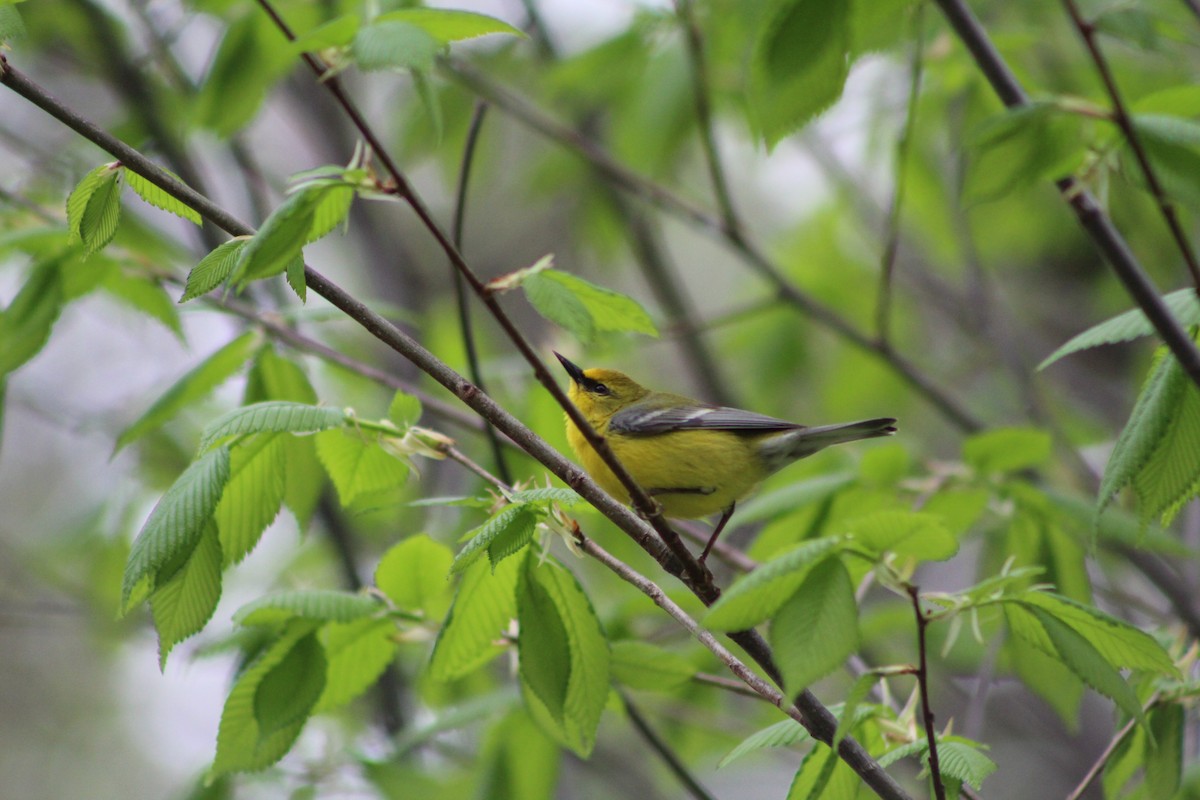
1061;0;1200;292
932;0;1200;391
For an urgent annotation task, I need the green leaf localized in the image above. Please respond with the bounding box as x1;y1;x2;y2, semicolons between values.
748;0;852;148
516;557;609;757
0;4;26;41
253;630;326;734
935;740;997;790
388;390;423;428
0;257;65;377
200;401;347;451
1144;703;1183;799
1019;592;1176;674
122;446;231;612
212;621;319;777
844;511;958;562
704;537;844;631
963;427;1052;474
1008;604;1145;724
244;347;318;405
352;21;440;72
234;589;382;626
124;169;202;225
609;641;697;691
507;487;583;507
149;520;222;668
1006;634;1084;728
290;14;360;52
114;331;260;453
735;473;855;526
786;742;856;800
450;504;539;574
307;184;354;243
523;269;658;343
965;103;1088;203
517;560;571;723
718;718;809;769
100;269;184;340
195;13;293;138
1132;374;1200;526
375;8;524;44
428;555;521;681
833;672;881;748
1040;289;1200;369
215;433;286;566
77;168;123;256
1130;114;1200;208
232;182;349;288
285;255;307;302
1094;7;1159;50
314;617;398;712
374;534;454;617
769;557;859;693
315;428;410;506
180;239;250;302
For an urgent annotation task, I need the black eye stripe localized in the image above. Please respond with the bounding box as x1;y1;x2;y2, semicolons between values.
581;377;610;395
593;383;610;395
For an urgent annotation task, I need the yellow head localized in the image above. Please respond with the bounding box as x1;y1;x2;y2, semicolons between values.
554;353;650;429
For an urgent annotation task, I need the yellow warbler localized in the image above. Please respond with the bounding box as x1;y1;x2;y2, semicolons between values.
555;353;896;562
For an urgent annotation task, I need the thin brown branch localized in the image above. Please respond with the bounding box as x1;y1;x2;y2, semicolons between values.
1065;694;1158;800
932;0;1200;391
1062;0;1200;292
906;585;946;800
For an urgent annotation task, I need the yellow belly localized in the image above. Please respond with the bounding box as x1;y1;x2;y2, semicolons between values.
566;417;768;519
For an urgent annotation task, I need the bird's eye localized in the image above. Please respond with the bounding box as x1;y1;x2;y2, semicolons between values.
592;383;610;396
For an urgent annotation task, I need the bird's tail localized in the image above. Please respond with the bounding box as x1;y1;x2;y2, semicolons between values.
761;418;897;472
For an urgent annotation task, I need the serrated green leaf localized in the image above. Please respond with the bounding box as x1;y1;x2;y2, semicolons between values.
1020;593;1176;674
78;168;123;256
316;428;410;506
244;348;318;405
1006;634;1084;729
704;537;844;631
963;427;1052;473
935;740;997;790
1103;723;1145;799
508;487;583;507
428;555;521;681
786;742;855;800
234;589;381;626
200;401;347;451
1039;289;1200;369
451;504;538;574
150;520;222;668
516;557;608;757
232;182;346;288
124;169;202;225
114;332;260;453
66;164;114;240
388;391;423;428
1145;703;1183;798
844;510;958;562
215;433;286;566
376;8;523;44
1133;377;1200;526
487;513;538;570
101;269;184;340
285;255;307;302
122;446;231;611
0;4;27;41
1100;349;1190;513
770;557;858;694
718;718;810;769
609;641;696;691
180;239;250;302
307;184;354;243
749;0;852;148
353;21;440;72
314;617;397;712
253;630;326;735
1130;114;1200;208
517;561;572;723
523;270;657;344
965;103;1088;203
1016;605;1145;724
375;534;454;617
211;621;318;777
0;256;65;377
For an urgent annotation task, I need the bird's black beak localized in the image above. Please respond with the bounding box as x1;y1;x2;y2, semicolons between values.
554;352;586;385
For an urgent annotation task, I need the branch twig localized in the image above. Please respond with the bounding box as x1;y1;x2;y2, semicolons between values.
906;585;946;800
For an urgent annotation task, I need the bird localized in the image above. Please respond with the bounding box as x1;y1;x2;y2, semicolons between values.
554;352;897;563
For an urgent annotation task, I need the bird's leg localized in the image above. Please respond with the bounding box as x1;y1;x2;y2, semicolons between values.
699;502;735;565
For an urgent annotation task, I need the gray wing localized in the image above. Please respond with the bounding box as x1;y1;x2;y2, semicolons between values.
609;401;801;436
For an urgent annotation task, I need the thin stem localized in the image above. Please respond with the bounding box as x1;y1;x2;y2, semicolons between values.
932;0;1200;391
906;585;946;800
876;6;926;345
692;672;763;699
1064;695;1158;800
451;99;513;485
676;0;742;242
621;692;719;800
1062;0;1200;292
